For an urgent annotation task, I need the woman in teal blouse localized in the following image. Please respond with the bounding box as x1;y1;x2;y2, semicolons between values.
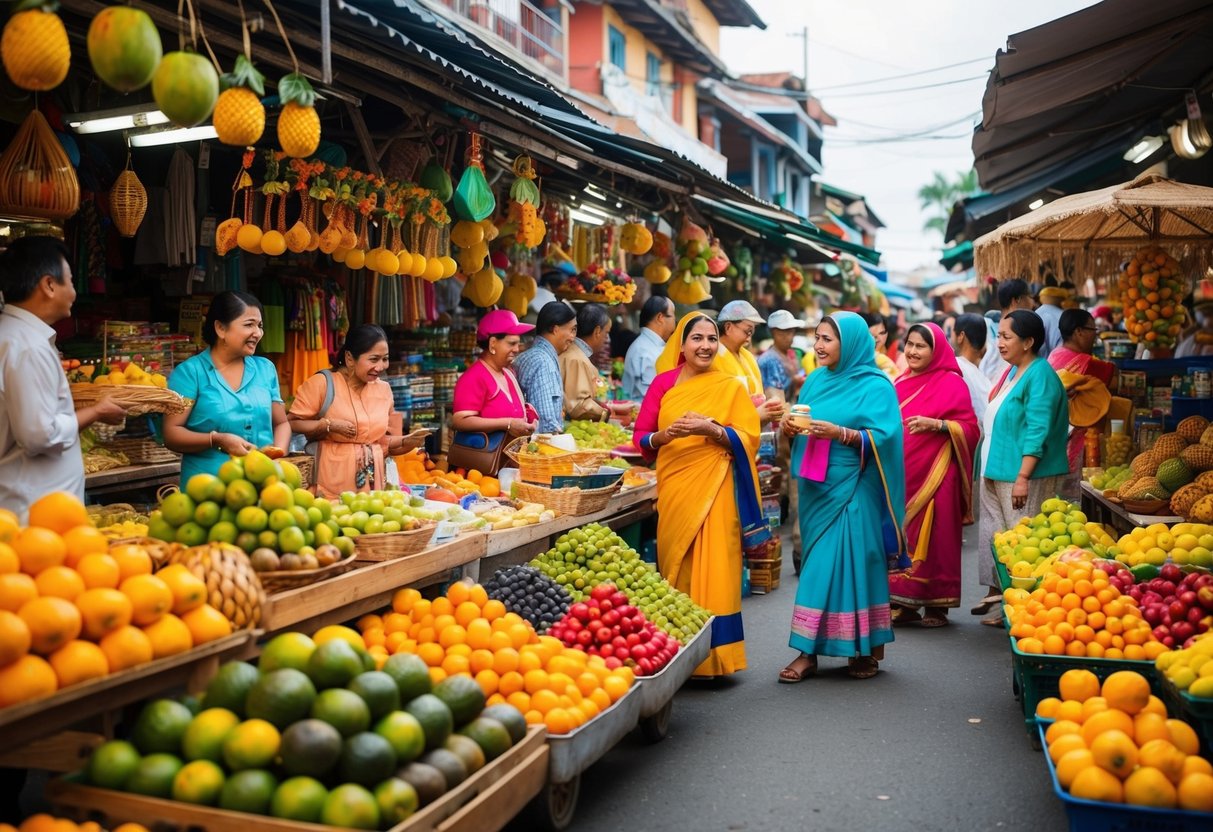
165;291;292;484
975;309;1069;624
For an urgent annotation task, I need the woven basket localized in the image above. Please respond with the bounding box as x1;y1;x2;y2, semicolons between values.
104;438;180;465
111;163;148;238
0;110;79;220
355;523;437;561
504;436;611;485
555;289;610;303
257;554;359;594
282;455;315;489
513;479;621;515
71;383;188;415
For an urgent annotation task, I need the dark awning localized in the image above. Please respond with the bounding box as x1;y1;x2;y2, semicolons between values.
693;196;882;265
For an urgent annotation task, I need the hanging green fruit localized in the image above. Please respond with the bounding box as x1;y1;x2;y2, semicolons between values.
87;5;162;93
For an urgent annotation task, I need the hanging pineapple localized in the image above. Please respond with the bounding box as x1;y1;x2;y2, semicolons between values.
1;0;70;91
277;72;320;158
506;155;545;248
214;56;266;147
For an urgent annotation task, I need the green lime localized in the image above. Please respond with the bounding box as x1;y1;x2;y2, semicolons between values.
86;740;141;789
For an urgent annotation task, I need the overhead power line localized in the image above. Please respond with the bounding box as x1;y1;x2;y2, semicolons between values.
824;75;988;98
811;56;993;92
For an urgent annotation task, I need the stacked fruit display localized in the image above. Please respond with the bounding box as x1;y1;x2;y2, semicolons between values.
394;455;500;499
81;627;527;829
530;523;711;644
1036;669;1212;811
1107;522;1213;569
1004;558;1167;661
1114;420;1213;509
993;498;1107;574
566;420;633;451
483;565;571;632
89;362;167;388
2;818;148;832
0;493;233;709
470;501;555;530
354;582;635;734
1089;465;1133;494
1156;632;1213;699
1122;564;1213;648
1114;245;1189;351
548;584;680;677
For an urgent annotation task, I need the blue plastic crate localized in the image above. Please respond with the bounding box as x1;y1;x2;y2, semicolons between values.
1037;723;1212;831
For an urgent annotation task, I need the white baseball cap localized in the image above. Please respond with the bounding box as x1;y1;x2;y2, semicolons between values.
767;309;808;331
718;300;765;324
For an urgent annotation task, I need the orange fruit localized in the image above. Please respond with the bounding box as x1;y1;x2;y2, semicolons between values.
469;648;495;674
0;654;57;706
427;666;447;685
417;642;444;667
505;691;530;712
1165;719;1200;755
523;669;549;695
1133;712;1171;746
544;707;574;734
111;825;149;832
76;553;121;589
0;609;31;665
391;587;421;614
499;670;525;696
1090;729;1137;778
1102;670;1151;715
142;613;194;658
1035;696;1061;719
1055;747;1096;790
1123;766;1177;808
1055;700;1084;723
1082;709;1135;746
1048;733;1088;765
1059;669;1101;703
1069;766;1123;802
181;604;233;645
482;599;507;621
1178;772;1213;812
119;574;172;626
474;669;499;696
28;492;90;535
1183;755;1213;778
48;639;109;686
1141;695;1167;718
17;816;60;832
603;674;629;701
108;544;152;580
466;619;492;650
12;526;66;576
155;564;207;615
447;582;470;606
1080;697;1109;723
19;596;82;654
0;542;18;573
62;526;110;567
1138;739;1186;784
76;587;134;639
33;565;85;601
438;624;467;649
0;509;17;543
0;573;36;614
99;625;154;671
441;653;469;676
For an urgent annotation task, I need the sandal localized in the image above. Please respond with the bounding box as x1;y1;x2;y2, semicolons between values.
981;613;1004;627
848;656;879;679
778;654;817;684
970;593;1002;615
920;608;949;628
892;607;923;627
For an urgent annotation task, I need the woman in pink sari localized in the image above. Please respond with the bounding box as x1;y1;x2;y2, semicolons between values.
1048;309;1116;483
889;322;979;628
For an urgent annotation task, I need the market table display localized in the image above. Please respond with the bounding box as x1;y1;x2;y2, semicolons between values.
85;461;181;499
1080;482;1183;536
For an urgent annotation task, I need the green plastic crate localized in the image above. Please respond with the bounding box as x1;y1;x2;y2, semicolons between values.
1160;675;1213;755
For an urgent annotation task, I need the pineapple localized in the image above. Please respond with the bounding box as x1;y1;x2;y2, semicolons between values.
277;72;320;158
214;56;266;147
1;2;70;91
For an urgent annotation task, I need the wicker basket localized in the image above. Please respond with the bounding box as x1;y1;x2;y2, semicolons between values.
355;523;437;561
111;163;147;238
282;455;315;489
104;438;180;465
504;436;611;485
0;110;79;220
71;384;189;416
513;479;621;516
256;554;359;594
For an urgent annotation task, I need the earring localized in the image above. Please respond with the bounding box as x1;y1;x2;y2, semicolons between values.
490;349;497;355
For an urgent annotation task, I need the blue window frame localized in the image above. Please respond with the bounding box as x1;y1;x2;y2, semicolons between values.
645;52;661;96
608;25;626;71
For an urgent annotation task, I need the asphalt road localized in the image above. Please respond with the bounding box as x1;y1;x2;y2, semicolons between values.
544;527;1071;832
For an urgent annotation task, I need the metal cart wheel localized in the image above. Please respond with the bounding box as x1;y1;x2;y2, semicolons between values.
530;774;581;832
639;700;673;743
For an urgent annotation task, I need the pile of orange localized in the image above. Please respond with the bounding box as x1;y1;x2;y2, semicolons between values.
0;817;149;832
1005;560;1166;660
1038;669;1213;810
394;452;501;498
355;582;633;734
0;492;233;709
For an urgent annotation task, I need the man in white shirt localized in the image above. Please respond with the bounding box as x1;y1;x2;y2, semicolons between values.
622;295;674;400
1035;285;1067;358
952;313;993;426
980;278;1034;383
0;237;126;520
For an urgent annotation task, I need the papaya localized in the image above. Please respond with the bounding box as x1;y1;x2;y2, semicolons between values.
153;52;219;128
88;6;163;93
419;162;453;203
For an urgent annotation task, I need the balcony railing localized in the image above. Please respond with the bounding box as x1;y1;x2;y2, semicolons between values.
437;0;565;77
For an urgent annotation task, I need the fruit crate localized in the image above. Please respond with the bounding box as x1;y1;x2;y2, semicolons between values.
1160;675;1213;755
1037;723;1212;831
1010;635;1161;742
995;556;1012;592
748;555;781;594
48;725;549;832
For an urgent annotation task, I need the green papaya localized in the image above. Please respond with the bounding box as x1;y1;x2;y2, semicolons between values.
419;162;453;203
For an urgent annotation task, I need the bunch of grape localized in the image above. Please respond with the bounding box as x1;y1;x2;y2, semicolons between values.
530;523;711;643
482;564;571;633
566;420;632;450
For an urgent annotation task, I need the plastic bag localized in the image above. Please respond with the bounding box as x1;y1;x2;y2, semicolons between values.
453;133;495;221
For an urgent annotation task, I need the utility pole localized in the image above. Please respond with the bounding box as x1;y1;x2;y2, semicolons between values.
788;26;809;92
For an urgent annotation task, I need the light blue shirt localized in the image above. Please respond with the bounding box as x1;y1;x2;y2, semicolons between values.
513;336;565;433
1036;303;1064;359
622;328;664;401
169;351;282;484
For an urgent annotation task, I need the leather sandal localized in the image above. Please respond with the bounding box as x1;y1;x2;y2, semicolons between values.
970;593;1002;615
847;656;879;679
778;654;817;684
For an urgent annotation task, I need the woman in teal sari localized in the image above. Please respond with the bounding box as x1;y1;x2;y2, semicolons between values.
780;312;906;681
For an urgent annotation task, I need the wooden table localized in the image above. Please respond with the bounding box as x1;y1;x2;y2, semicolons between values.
85;462;179;499
1079;481;1181;535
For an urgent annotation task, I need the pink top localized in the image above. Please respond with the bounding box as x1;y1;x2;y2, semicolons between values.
633;368;681;463
453;360;528;420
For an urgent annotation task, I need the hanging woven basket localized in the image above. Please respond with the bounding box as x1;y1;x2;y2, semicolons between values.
110;162;147;238
0;109;79;221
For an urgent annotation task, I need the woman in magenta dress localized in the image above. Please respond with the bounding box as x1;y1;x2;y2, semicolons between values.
888;322;979;628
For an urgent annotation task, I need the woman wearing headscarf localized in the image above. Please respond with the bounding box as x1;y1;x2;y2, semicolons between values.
634;313;765;678
780;312;905;681
887;323;979;628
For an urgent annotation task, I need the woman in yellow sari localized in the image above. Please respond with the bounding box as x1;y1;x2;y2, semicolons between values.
634;314;765;677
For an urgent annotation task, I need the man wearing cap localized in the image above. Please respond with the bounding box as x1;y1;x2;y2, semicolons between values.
757;310;808;404
717;300;784;425
622;296;675;401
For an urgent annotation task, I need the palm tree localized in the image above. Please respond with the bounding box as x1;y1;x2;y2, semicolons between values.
918;169;981;239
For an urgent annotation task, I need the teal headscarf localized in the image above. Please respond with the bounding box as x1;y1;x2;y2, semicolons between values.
794;312;906;560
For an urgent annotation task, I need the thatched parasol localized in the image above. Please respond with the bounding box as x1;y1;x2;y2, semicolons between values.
974;172;1213;280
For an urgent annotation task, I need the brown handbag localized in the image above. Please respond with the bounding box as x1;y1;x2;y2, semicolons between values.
447;368;530;476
